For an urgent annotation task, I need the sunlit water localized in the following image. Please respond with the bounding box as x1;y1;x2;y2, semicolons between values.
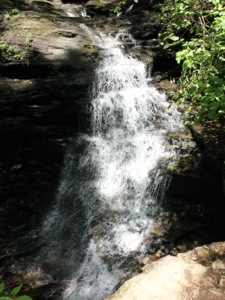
42;26;183;300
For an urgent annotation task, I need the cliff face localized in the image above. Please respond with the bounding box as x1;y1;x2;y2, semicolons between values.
0;1;91;234
0;0;160;256
0;1;98;296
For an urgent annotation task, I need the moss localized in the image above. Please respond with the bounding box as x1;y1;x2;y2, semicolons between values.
0;43;14;61
0;34;34;63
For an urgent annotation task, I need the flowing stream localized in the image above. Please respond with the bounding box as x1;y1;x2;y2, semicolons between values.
42;26;182;300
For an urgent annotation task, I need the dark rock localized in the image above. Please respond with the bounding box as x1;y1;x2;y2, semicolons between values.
56;31;78;38
188;126;225;175
151;52;181;78
0;64;54;79
25;281;69;300
166;172;225;209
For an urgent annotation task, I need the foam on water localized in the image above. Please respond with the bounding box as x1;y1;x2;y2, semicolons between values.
42;25;183;300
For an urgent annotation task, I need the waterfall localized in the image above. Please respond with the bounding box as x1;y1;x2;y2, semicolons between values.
41;26;182;300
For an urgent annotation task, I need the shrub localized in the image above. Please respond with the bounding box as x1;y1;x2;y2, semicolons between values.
159;0;225;124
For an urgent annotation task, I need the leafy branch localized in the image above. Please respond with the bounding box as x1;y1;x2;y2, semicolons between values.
158;0;225;124
0;283;32;300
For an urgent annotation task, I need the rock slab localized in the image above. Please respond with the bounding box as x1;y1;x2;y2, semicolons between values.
106;242;225;300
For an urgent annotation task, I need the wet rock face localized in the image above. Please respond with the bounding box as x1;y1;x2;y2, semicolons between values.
0;65;93;236
164;124;225;243
166;172;224;209
0;1;98;288
26;281;69;300
0;0;162;262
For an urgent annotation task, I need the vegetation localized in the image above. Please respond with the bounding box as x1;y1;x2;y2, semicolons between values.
0;283;32;300
4;8;19;21
0;34;34;63
0;3;34;64
97;0;138;14
158;0;225;124
0;43;14;58
14;34;34;63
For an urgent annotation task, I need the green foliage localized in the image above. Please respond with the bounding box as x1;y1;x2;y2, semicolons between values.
0;34;34;63
0;43;14;56
4;8;19;20
159;0;225;124
0;283;32;300
97;0;105;8
14;33;34;63
112;0;139;14
97;0;128;14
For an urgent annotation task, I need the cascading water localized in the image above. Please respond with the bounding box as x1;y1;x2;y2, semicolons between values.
42;25;182;300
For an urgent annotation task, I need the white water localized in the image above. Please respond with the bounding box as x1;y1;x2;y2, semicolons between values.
42;26;182;300
63;4;89;18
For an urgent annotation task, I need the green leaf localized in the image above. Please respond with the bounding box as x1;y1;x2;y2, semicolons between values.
16;296;32;300
0;297;12;300
176;52;184;64
97;0;104;7
168;35;179;42
0;284;4;294
188;86;197;95
113;6;121;13
158;0;225;123
11;285;22;296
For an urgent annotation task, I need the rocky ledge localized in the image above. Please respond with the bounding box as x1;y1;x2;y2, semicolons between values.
107;241;225;300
